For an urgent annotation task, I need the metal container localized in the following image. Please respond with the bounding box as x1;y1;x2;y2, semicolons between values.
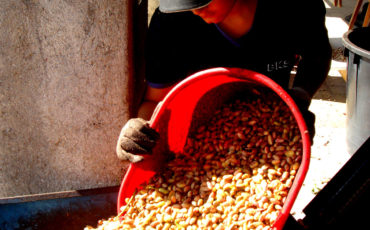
343;27;370;155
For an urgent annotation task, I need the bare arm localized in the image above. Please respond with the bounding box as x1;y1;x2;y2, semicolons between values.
137;85;173;120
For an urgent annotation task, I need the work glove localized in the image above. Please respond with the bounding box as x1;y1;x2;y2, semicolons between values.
288;87;316;144
116;118;160;163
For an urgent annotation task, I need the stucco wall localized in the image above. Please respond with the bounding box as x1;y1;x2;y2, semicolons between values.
0;0;132;197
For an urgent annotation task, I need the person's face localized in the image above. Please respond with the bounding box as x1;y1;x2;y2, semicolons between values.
191;0;236;24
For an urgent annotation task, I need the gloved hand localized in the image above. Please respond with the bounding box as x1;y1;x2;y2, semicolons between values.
116;118;160;163
288;87;316;144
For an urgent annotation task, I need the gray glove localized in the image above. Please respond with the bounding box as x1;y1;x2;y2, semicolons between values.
116;118;159;163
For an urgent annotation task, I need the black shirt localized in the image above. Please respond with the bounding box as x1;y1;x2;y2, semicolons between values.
146;0;331;93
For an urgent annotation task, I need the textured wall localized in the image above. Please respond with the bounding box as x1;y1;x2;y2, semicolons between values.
0;0;132;197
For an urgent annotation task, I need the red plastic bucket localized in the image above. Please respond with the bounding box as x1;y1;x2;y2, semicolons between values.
117;67;311;229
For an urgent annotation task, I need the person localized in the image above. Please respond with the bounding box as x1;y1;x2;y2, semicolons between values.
116;0;332;162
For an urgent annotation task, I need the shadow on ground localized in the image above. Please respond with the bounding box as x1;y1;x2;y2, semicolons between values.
314;75;346;103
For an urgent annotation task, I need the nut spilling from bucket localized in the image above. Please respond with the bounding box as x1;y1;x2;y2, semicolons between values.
86;90;303;230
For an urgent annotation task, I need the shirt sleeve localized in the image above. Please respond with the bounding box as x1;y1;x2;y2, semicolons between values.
293;0;332;97
145;9;196;89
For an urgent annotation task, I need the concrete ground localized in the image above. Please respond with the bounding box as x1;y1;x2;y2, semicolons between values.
291;0;367;220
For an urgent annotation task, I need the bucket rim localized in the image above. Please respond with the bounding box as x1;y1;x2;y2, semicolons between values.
342;28;370;59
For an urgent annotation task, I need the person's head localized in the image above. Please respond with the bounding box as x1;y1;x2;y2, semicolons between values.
159;0;237;24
